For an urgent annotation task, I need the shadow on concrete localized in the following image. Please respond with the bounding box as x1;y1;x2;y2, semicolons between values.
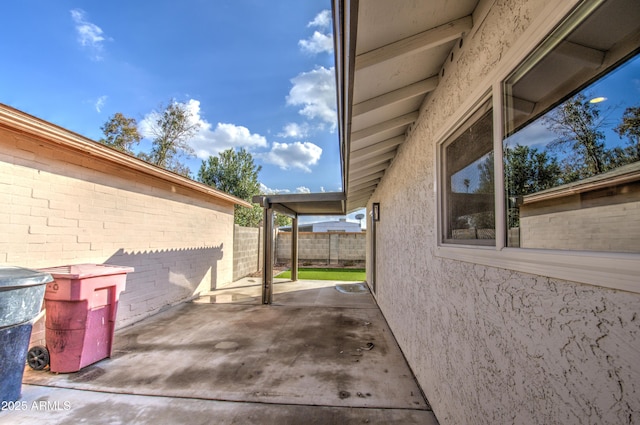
104;245;223;327
15;280;439;425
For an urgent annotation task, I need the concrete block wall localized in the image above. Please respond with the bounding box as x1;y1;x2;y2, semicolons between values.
233;225;263;280
337;233;366;261
276;232;365;264
0;121;236;329
520;201;640;252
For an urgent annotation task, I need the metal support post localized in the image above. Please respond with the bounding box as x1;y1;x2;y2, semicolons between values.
262;207;274;304
291;215;299;281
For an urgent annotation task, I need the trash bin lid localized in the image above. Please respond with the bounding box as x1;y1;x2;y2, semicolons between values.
0;266;53;291
39;264;134;279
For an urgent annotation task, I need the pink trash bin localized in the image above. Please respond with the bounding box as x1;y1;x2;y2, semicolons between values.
40;264;133;373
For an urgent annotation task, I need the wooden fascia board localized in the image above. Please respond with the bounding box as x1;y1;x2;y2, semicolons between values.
0;104;251;208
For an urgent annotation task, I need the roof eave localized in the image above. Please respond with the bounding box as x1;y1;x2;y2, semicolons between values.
0;103;252;209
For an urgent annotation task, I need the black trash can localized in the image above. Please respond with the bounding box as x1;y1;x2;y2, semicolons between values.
0;267;52;403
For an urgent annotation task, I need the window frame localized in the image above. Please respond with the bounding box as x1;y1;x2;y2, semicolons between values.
435;0;640;294
441;98;495;246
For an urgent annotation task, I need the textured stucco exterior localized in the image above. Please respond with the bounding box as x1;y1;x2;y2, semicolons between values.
365;1;640;424
1;110;239;329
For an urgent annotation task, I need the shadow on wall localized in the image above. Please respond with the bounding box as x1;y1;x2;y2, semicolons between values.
104;245;223;327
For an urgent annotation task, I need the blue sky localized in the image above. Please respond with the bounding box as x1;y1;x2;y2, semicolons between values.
505;55;640;151
1;1;362;223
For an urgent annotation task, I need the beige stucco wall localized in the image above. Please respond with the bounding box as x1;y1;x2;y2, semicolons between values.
366;0;640;424
1;121;235;328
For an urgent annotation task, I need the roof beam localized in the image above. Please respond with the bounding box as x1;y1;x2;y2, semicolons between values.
510;96;536;114
348;191;375;206
350;171;385;188
350;151;396;173
271;203;297;218
350;179;380;193
259;192;345;204
355;15;473;70
555;40;605;69
351;135;404;164
349;186;376;198
352;111;418;143
350;190;373;201
349;161;390;181
353;76;439;116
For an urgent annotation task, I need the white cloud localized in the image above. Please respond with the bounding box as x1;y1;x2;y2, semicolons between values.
138;114;155;139
259;184;324;195
278;122;310;139
191;122;268;159
95;95;107;113
299;31;333;55
139;99;268;158
308;10;332;29
300;10;333;54
70;9;110;61
259;183;291;195
258;184;313;196
287;67;337;131
261;141;322;172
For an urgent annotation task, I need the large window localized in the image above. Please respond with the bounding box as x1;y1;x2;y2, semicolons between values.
443;100;494;245
503;0;640;253
437;0;640;292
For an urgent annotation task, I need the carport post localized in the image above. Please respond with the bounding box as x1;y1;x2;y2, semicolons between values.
262;204;274;304
291;215;298;281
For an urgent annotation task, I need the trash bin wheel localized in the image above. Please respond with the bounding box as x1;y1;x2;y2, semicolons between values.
27;346;50;370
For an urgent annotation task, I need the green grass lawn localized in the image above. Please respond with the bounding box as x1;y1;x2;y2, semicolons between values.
275;267;366;281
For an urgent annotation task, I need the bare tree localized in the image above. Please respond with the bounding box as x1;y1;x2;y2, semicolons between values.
141;99;200;176
614;105;640;162
544;93;608;180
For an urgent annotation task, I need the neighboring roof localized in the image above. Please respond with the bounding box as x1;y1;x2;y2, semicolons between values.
0;103;252;208
523;162;640;205
333;0;479;211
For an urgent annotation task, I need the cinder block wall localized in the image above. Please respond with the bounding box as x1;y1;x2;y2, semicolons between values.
337;233;366;261
233;225;263;280
276;232;365;264
1;122;236;329
520;202;640;251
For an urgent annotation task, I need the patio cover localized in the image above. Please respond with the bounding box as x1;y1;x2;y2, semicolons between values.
255;0;478;302
253;192;346;217
252;193;346;304
333;0;478;211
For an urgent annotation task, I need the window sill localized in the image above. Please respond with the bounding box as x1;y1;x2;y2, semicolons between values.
435;245;640;294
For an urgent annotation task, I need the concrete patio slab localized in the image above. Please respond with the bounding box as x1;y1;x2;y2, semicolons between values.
2;279;438;424
4;385;437;425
